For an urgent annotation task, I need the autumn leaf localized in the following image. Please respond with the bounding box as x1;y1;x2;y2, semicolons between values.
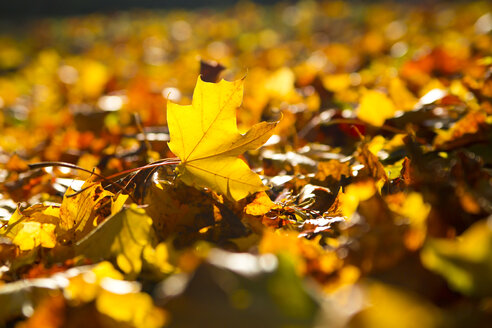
58;180;114;241
2;2;492;326
167;76;279;201
357;89;397;127
66;262;167;328
339;179;377;219
357;143;388;182
1;206;59;251
421;220;492;297
244;191;277;216
349;282;445;328
434;111;489;149
75;205;155;277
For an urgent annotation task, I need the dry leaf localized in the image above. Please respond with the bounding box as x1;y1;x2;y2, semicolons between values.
167;76;278;201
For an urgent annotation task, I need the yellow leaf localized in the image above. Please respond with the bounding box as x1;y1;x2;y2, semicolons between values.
434;111;487;147
315;160;351;181
421;220;492;296
75;206;154;277
321;73;352;92
357;143;388;182
167;76;278;201
244;191;276;216
79;60;109;99
1;206;59;251
65;261;123;303
96;287;166;328
387;192;431;250
349;282;444;328
339;179;376;219
12;221;56;251
389;77;417;110
264;67;295;98
111;193;129;215
59;181;113;238
357;90;396;127
64;262;166;328
142;243;175;275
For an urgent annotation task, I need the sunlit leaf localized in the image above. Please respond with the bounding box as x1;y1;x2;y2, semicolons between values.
1;207;59;251
167;76;278;201
349;281;445;328
357;144;388;182
96;286;166;328
339;179;377;219
421;220;492;296
244;191;276;216
315;160;351;181
357;90;396;127
75;206;155;277
12;222;56;251
59;180;114;241
434;111;488;148
65;261;166;328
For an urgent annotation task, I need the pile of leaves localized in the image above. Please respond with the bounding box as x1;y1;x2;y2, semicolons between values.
1;1;492;327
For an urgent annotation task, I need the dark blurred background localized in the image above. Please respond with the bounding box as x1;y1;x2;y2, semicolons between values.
1;0;274;17
0;0;442;18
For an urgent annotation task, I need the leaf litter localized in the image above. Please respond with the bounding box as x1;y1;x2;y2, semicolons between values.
0;1;492;327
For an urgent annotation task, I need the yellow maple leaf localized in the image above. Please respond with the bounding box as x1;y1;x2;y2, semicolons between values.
167;76;278;201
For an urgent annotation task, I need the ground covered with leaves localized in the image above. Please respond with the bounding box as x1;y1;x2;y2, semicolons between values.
1;1;492;327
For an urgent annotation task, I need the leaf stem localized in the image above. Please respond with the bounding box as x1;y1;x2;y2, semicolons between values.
27;158;181;202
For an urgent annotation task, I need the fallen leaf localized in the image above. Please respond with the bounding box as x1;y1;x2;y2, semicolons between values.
357;90;396;127
12;221;56;251
144;181;215;241
96;287;166;328
58;180;114;241
167;76;278;201
434;111;489;149
244;191;276;216
421;219;492;297
357;144;388;182
1;207;59;251
75;205;155;277
349;281;445;328
339;179;377;219
315;160;351;181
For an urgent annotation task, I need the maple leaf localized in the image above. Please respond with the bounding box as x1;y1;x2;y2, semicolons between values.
167;76;278;201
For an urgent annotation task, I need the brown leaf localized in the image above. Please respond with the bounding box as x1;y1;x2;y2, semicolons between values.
357;143;388;182
199;59;225;83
